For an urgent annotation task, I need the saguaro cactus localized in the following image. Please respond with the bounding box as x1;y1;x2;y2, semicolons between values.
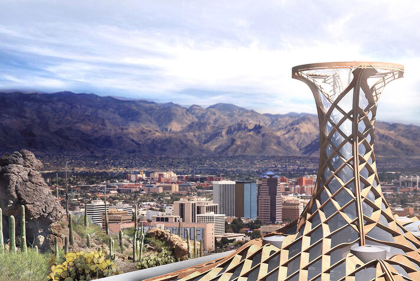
54;237;59;262
136;239;140;261
187;228;191;259
84;203;88;227
0;208;4;254
200;239;204;257
134;205;138;230
21;236;27;253
65;162;69;218
104;185;109;235
87;234;91;248
140;234;144;260
133;236;137;262
69;213;74;245
64;236;68;254
193;226;197;258
109;238;114;260
119;230;124;252
112;239;115;259
178;219;182;238
20;205;27;253
9;215;16;253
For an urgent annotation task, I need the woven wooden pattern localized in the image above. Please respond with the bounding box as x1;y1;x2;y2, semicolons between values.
149;62;420;281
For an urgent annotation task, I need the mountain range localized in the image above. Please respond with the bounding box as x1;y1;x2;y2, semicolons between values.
1;91;419;159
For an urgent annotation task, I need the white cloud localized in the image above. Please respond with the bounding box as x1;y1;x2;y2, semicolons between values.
0;0;419;124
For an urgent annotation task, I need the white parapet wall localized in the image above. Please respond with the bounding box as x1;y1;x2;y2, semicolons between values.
100;251;234;281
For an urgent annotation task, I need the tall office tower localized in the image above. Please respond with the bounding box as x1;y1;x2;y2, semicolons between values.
257;172;282;224
235;181;258;219
151;62;420;281
174;198;218;223
174;200;197;223
213;181;236;217
86;199;109;226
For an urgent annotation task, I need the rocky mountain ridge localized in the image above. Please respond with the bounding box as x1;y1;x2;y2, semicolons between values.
1;91;419;159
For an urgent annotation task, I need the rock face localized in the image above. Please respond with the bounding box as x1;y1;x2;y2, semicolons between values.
147;228;198;261
0;150;64;250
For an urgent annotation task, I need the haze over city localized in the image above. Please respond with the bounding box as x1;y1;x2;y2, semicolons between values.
0;0;419;125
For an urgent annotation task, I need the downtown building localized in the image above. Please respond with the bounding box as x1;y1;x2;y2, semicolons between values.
212;181;236;217
213;180;257;219
282;200;304;222
235;181;258;220
174;197;218;223
257;171;283;224
196;213;225;235
86;200;109;227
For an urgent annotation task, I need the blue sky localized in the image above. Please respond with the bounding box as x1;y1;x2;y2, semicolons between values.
0;0;419;124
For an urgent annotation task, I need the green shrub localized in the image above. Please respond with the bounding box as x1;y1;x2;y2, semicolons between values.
71;215;111;245
144;237;165;252
0;248;50;281
136;246;175;269
48;250;121;280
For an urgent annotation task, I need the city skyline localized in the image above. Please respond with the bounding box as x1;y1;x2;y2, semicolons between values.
0;1;419;125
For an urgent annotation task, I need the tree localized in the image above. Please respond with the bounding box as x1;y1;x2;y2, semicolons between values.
249;230;261;239
247;219;263;231
230;218;244;233
225;222;233;233
221;237;229;245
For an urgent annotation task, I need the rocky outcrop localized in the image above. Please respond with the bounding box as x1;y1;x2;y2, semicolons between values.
147;228;198;261
0;150;64;251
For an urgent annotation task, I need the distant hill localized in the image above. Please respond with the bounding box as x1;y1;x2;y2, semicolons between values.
1;91;420;159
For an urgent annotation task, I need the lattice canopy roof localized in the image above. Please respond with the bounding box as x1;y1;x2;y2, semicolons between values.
148;62;420;281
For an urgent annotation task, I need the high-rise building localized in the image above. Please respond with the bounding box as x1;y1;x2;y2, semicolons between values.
86;200;109;226
235;181;257;219
174;200;196;223
196;213;225;235
174;198;218;223
196;201;218;215
282;200;303;222
212;181;236;217
257;172;282;224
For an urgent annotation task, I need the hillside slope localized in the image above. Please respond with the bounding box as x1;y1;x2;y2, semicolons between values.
1;91;419;159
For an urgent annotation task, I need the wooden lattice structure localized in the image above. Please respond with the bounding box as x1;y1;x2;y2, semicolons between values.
149;62;420;281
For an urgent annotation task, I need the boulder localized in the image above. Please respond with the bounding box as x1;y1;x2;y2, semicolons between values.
0;150;64;251
147;228;198;261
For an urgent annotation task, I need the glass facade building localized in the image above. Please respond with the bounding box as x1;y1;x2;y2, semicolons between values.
236;181;258;220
